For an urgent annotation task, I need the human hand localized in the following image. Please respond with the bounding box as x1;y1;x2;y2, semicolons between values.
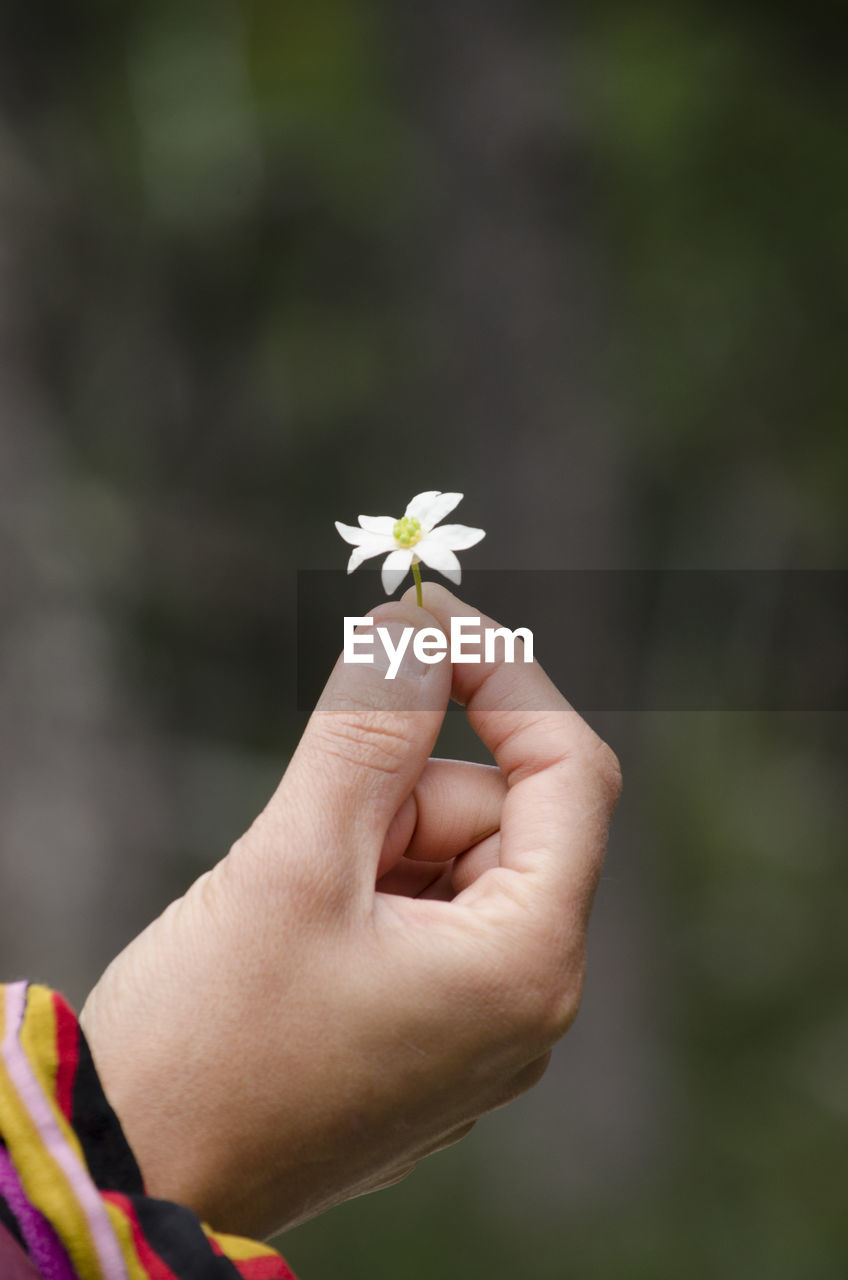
80;584;621;1240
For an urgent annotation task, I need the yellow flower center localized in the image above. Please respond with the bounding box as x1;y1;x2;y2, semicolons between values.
393;516;422;549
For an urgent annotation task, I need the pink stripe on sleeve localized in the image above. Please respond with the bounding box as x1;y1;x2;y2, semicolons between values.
1;982;129;1280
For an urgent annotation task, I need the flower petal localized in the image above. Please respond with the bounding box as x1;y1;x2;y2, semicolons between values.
424;523;485;551
405;491;463;531
403;491;440;520
414;540;462;584
357;515;396;535
380;548;414;594
336;521;393;554
335;520;370;546
347;544;385;573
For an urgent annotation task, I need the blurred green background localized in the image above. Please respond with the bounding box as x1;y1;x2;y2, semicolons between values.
0;2;845;1276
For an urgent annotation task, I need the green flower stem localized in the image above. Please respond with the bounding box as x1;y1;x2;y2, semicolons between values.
412;559;423;607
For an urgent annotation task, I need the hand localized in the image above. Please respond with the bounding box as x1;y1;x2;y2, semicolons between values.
80;584;621;1239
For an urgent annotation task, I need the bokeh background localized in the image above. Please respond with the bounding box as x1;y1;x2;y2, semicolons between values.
1;2;846;1276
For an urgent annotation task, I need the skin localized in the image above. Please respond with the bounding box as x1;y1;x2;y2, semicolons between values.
80;584;622;1240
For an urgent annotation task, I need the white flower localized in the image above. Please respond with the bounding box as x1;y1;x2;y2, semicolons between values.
335;491;486;594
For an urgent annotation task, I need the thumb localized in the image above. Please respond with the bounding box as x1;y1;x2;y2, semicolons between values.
261;599;451;887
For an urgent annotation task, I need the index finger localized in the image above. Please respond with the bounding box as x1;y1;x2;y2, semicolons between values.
405;583;622;915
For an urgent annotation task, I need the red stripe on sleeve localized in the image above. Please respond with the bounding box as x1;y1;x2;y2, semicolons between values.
230;1257;298;1280
101;1193;181;1280
51;991;80;1123
208;1236;297;1279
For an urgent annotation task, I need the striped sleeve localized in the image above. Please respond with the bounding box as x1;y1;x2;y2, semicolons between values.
0;983;297;1280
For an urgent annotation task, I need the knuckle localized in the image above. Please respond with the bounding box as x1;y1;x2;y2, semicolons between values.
536;933;587;1040
518;1052;552;1092
545;968;585;1040
311;711;412;780
504;953;586;1049
532;974;584;1044
588;736;623;809
497;1053;552;1106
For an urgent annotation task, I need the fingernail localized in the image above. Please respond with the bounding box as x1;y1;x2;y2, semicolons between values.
369;620;429;681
